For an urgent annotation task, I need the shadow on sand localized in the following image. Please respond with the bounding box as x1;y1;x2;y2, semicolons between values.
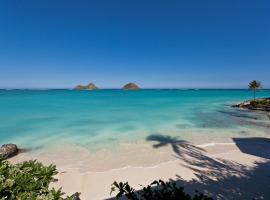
150;135;270;199
233;137;270;159
146;134;205;156
109;135;270;199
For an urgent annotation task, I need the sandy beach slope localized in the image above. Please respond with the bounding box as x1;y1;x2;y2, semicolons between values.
9;137;270;200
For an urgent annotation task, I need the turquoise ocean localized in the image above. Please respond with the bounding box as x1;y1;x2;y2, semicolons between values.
1;89;270;152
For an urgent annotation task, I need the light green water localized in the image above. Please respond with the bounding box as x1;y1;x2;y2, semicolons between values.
0;89;269;151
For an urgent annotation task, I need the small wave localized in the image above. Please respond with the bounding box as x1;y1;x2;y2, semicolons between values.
198;142;235;148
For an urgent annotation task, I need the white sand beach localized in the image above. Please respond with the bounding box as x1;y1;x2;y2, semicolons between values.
9;137;270;200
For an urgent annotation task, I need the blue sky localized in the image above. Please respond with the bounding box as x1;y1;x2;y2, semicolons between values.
0;0;269;89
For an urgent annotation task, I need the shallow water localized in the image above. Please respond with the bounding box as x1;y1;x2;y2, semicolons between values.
0;89;270;152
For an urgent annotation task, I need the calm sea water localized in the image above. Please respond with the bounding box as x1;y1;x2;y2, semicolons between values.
0;89;269;151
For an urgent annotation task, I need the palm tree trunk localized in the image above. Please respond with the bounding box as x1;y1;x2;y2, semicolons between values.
253;89;256;101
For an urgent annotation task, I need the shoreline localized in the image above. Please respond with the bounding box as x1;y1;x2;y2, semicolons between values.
8;140;243;172
55;142;239;173
9;137;270;199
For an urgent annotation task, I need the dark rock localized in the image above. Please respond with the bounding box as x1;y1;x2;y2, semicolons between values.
232;101;250;108
232;98;270;111
0;144;19;159
74;83;98;90
122;82;140;90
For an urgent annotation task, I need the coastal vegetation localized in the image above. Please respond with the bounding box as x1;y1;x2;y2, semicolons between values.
233;81;270;111
248;80;261;100
233;98;270;111
111;180;212;200
250;99;270;107
0;159;78;200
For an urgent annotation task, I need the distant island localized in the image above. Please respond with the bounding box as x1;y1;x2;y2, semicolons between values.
122;82;140;90
73;82;140;90
74;83;98;90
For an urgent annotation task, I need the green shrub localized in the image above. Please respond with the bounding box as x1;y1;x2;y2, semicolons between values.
111;180;213;200
250;100;270;107
0;159;74;200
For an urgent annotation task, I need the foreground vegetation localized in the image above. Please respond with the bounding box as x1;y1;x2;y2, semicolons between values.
111;180;212;200
0;159;75;200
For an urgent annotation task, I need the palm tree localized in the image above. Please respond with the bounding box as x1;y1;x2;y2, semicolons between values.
248;80;261;101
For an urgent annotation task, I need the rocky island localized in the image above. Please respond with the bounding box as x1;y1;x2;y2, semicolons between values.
122;82;140;90
74;83;98;90
232;98;270;111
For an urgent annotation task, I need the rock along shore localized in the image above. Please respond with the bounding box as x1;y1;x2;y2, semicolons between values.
232;98;270;111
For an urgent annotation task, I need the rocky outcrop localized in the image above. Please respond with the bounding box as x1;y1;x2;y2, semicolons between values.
0;144;19;159
232;98;270;111
122;83;140;90
74;83;98;90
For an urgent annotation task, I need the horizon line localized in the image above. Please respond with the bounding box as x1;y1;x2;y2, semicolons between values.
1;88;270;90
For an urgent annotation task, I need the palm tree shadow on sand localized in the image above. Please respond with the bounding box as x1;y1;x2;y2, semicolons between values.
146;134;246;180
143;134;270;200
146;134;205;156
